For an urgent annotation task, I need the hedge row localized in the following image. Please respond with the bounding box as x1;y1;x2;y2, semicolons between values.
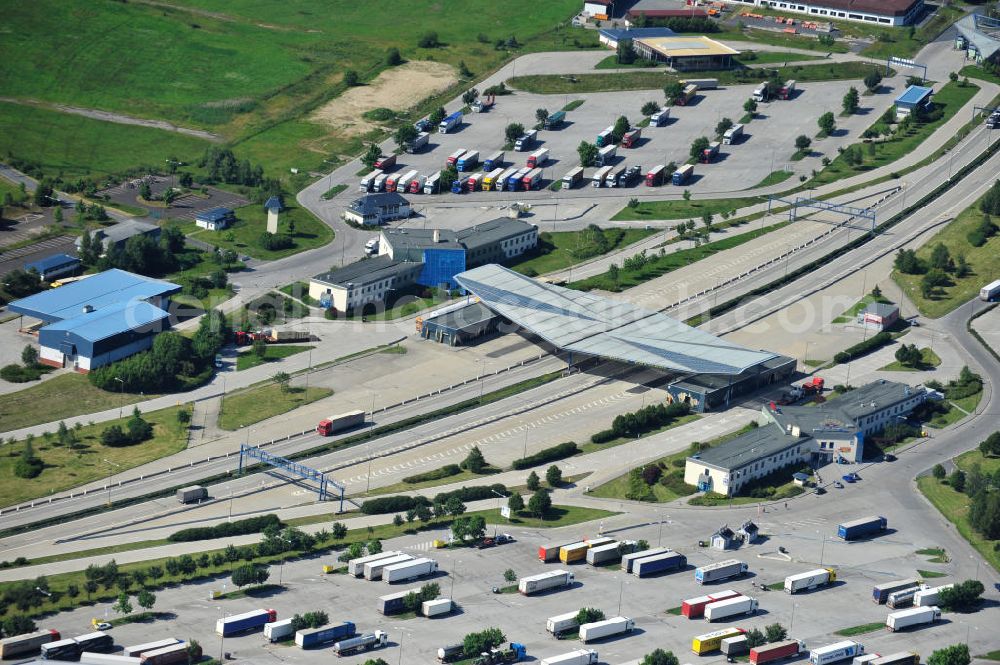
403;464;461;484
591;402;690;443
833;331;892;364
360;495;431;515
433;484;508;505
511;442;578;470
167;514;282;542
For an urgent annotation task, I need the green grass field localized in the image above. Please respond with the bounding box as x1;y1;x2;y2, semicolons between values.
509;227;657;275
751;170;795;188
879;347;941;372
807;81;979;188
0;373;154;431
832;293;893;323
918;475;1000;574
722;30;851;54
236;345;313;371
0;101;208;180
0;405;189;508
186;203;333;260
736;51;825;65
510;61;883;95
835;622;885;637
613;196;765;221
219;384;331;430
893;189;1000;318
955;449;1000;477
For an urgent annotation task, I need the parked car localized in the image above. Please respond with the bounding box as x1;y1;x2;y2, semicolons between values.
843;473;859;483
884;454;897;462
834;481;844;488
95;623;112;630
495;533;514;544
478;538;496;549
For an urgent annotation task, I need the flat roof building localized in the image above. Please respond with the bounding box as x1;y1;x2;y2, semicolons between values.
308;256;423;312
344;192;411;226
598;27;676;49
860;302;899;331
418;301;502;346
633;36;740;70
895;85;933;119
717;0;923;26
195;207;235;231
24;253;81;282
75;219;160;254
8;269;180;372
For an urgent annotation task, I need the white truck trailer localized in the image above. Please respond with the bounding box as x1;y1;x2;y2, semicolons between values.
519;570;575;595
264;619;294;642
579;617;634;643
785;568;835;594
348;551;402;577
695;559;748;584
810;641;864;665
383;557;438;583
364;554;413;581
913;584;953;607
540;649;600;665
422;598;452;617
704;596;758;622
886;606;940;631
546;611;580;635
333;631;388;657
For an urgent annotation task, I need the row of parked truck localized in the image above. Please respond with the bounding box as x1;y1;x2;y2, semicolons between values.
343;549;440;582
214;608;389;657
0;629;201;665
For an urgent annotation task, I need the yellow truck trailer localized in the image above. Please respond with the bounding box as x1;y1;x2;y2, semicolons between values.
692;627;745;655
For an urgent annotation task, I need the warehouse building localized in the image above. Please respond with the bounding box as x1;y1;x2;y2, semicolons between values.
195;207;235;231
8;269;180;372
632;35;740;70
417;300;502;346
23;253;81;282
859;302;900;331
583;0;615;19
598;26;676;49
718;0;924;26
75;219;160;255
308;256;422;312
894;85;933;119
684;380;930;495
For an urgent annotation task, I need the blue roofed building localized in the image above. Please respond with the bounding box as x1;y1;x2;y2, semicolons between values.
195;207;235;231
24;253;81;282
263;195;284;212
8;269;181;372
894;85;933;119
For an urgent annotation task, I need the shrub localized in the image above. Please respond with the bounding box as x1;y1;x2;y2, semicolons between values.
361;495;432;515
590;429;616;444
641;465;662;485
168;514;282;542
403;464;461;484
433;484;507;505
833;332;892;364
511;442;578;470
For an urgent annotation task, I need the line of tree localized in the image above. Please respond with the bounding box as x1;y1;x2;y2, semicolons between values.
168;514;282;542
100;407;153;448
630;14;720;32
289;611;328;631
592;401;691;443
462;628;505;658
511;441;578;470
198;148;264;187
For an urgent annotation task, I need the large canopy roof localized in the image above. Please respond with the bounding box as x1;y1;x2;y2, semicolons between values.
455;264;776;375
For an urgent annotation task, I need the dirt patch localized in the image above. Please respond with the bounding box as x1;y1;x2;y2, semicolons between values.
311;61;458;137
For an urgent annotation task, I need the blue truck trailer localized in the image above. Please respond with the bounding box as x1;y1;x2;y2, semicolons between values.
216;609;276;636
633;551;687;577
837;516;887;540
295;622;356;649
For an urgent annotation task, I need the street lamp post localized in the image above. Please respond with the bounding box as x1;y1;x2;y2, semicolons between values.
818;530;826;566
217;607;225;663
114;377;124;419
103;458;121;507
617;580;628;615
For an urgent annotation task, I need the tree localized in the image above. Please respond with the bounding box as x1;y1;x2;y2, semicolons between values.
272;371;291;393
462;446;487;473
362;660;389;665
664;81;684;104
393;513;404;527
528;489;552;518
1;615;37;637
894;248;923;274
715;117;733;138
764;623;787;643
842;87;860;115
921;268;948;298
930;242;952;271
451;514;486;542
21;345;38;367
343;69;359;86
503;568;517;583
526;471;541;491
462;628;506;659
702;212;713;232
445;496;466;516
948;469;966;493
937;579;984;612
535;108;549;124
617;38;637;64
504;122;524;144
818;112;836;136
546;465;563;487
969;490;1000;538
507;492;525;513
385;47;402;66
641;649;680;665
162;188;178;207
429;107;447;125
577;141;599;167
641;101;660;116
462;88;479;106
979;432;1000;457
136;589;156;611
612;115;631;142
418;31;439;48
745;628;766;648
139;181;152;201
367;539;382;555
906;75;924;87
394;124;418;150
113;592;133;617
928;644;970;665
576;608;605;624
690;136;710;161
54;206;63;223
864;70;883;92
231;564;267;588
794;135;812;153
361;143;382;170
743;97;758;116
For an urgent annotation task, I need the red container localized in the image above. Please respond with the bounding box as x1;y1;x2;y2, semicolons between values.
750;640;802;665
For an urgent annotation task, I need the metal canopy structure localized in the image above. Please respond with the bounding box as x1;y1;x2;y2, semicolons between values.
239;445;344;510
768;195;876;231
455;264;776;375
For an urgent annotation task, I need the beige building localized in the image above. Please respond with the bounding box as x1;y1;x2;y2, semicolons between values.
308;256;422;312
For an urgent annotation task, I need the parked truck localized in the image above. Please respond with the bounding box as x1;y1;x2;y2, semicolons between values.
423;171;442;194
596;144;617;166
579;617;633;643
295;622;356;649
559;541;590;564
438;644;464;662
451;176;470;193
423;598;453;617
466;172;485;191
365;553;413;580
751;640;806;665
472;96;494;112
316;410;365;436
371;173;388;192
853;655;880;665
591;165;613;187
141;644;198;665
514;130;537;151
41;638;81;661
359;169;384;192
217;609;277;636
650;107;671;126
544;111;566;129
333;631;388;657
621;128;641;148
607;165;627;187
391;169;418;193
618;165;643;187
677;84;698;106
81;654;140;665
645;165;666;187
521;168;543;190
695;560;747;584
483;151;505;171
482;168;505;190
779;80;796;100
887;586;925;609
447;149;467;166
886;606;940;632
621;547;670;572
914;584;953;607
838;516;887;540
408;174;426;194
406;131;430;153
672;163;694;185
681;78;718;90
348;551;402;577
722;635;750;657
506;168;529;191
439;111;462;133
123;640;179;658
264;619;295;642
373;154;396;170
702;141;721;163
519;569;575;595
723;124;744;145
588;541;634;565
692;627;745;655
871;653;919;665
979;278;1000;301
384;557;438;583
472;642;527;664
753;84;769;102
540;649;599;665
74;633;113;655
595;126;614;147
546;611;581;636
527;148;549;168
810;641;864;665
705;596;758;622
682;590;741;618
633;551;686;577
494;167;518;191
176;486;207;504
457;150;480;172
562;166;584;188
0;629;61;659
872;579;920;604
378;589;413;615
785;568;836;594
